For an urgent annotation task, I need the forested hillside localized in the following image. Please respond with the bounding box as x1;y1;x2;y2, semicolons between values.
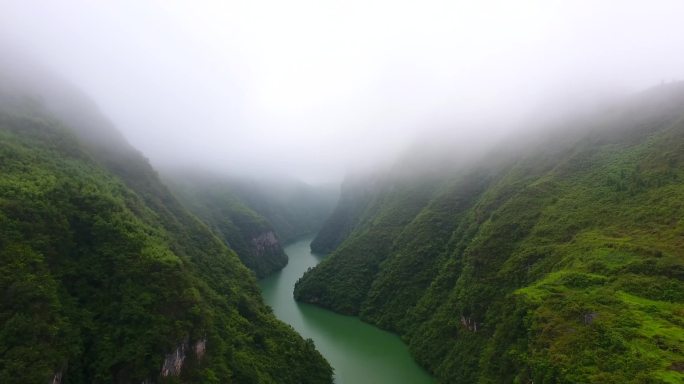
0;84;332;382
187;174;337;244
163;170;337;246
230;178;338;244
310;172;382;255
165;176;288;278
296;84;684;383
161;170;337;277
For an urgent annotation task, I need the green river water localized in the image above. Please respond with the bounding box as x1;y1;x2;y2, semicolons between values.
259;236;435;384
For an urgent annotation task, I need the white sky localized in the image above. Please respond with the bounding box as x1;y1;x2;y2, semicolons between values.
2;1;684;182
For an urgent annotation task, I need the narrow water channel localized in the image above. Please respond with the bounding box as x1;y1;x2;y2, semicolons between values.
259;236;435;384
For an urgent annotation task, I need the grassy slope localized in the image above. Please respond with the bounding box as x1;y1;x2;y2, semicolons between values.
295;84;684;383
0;106;333;383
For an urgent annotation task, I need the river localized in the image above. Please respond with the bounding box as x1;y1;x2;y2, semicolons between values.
259;236;435;384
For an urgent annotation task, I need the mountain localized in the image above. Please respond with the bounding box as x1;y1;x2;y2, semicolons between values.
295;84;684;383
164;169;338;246
309;172;382;255
218;176;338;244
163;175;288;278
0;69;333;383
161;170;337;278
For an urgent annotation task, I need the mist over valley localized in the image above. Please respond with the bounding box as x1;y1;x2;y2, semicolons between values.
1;2;683;383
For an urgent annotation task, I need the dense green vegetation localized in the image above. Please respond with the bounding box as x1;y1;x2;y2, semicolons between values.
310;173;381;255
166;172;338;244
161;169;337;277
296;84;684;383
0;96;332;383
165;177;288;278
244;181;336;244
228;178;337;244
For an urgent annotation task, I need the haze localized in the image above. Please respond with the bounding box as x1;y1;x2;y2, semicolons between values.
2;0;684;182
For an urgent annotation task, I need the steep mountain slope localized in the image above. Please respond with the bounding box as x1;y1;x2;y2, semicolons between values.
163;169;338;244
165;176;288;278
207;175;338;244
0;89;332;382
309;172;383;255
295;84;684;383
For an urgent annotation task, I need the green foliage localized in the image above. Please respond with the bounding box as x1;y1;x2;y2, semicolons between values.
166;178;288;278
295;176;440;314
189;175;337;244
310;174;379;254
0;108;332;383
296;84;684;383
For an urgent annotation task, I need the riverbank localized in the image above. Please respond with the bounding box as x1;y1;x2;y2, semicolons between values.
259;237;434;384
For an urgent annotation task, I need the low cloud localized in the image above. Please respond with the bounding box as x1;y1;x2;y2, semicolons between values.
2;0;683;182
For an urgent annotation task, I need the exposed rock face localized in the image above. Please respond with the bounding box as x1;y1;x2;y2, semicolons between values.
49;371;62;384
246;230;288;277
194;338;207;361
161;342;187;377
251;231;280;254
160;338;207;378
582;312;599;325
460;315;478;332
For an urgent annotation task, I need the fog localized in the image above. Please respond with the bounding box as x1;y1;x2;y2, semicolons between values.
2;1;684;183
